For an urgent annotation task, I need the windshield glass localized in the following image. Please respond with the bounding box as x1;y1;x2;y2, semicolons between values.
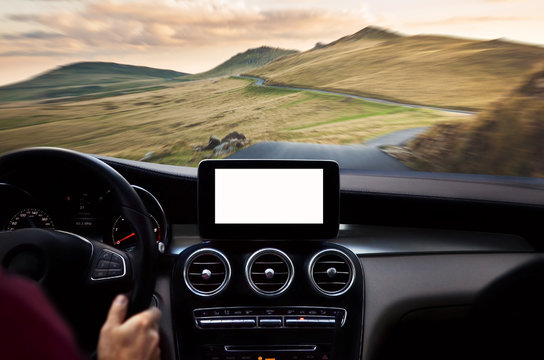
1;0;543;178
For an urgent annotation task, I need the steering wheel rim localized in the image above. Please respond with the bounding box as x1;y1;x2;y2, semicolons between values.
0;147;157;315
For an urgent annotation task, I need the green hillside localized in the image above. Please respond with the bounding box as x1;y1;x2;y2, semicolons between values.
183;46;298;80
0;62;188;102
401;68;544;177
247;26;544;110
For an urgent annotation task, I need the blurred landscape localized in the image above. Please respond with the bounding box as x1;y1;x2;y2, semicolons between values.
248;27;544;111
389;69;544;177
0;26;543;176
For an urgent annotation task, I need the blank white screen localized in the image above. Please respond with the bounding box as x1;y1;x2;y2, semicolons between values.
215;168;323;224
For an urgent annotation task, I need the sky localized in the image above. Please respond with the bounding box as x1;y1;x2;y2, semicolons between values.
0;0;543;86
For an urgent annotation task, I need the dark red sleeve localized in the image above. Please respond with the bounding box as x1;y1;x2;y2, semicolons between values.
0;269;85;360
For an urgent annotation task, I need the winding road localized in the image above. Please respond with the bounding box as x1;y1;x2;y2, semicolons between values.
228;77;474;170
238;76;476;115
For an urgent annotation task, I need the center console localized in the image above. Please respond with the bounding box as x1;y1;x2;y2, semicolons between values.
171;160;364;360
172;241;363;360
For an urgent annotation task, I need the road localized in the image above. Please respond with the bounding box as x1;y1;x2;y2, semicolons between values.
227;128;428;171
228;77;472;170
239;76;476;115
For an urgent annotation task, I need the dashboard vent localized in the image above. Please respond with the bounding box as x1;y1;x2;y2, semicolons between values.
184;248;230;296
246;248;294;296
309;249;355;296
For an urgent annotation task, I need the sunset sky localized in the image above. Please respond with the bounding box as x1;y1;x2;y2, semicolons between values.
1;0;543;86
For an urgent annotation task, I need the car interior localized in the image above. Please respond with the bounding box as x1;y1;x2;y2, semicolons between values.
1;147;543;360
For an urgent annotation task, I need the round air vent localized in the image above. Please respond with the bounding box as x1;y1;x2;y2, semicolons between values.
246;248;294;296
184;248;230;296
309;249;355;296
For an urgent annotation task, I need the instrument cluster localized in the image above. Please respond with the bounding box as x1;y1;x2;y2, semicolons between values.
0;183;168;251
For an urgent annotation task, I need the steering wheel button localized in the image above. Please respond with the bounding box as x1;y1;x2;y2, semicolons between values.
99;251;112;261
109;261;122;269
96;260;110;269
108;269;123;277
92;269;108;279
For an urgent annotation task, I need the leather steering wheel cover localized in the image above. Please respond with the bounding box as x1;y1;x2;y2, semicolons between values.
0;147;157;314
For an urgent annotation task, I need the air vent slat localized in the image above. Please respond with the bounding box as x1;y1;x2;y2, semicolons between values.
190;283;223;286
184;249;230;296
310;250;354;296
246;249;294;296
188;272;225;276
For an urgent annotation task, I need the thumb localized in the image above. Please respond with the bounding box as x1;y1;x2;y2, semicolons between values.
105;294;128;326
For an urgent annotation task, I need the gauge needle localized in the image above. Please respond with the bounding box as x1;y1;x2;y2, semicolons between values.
115;232;135;245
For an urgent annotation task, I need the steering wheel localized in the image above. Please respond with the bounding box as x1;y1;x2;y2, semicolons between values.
0;147;157;351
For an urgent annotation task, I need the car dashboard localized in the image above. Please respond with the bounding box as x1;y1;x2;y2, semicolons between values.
2;154;543;360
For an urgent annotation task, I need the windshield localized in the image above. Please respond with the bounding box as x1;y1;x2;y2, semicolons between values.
1;0;543;178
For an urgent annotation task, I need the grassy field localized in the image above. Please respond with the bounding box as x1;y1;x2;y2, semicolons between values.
0;77;468;166
247;27;544;111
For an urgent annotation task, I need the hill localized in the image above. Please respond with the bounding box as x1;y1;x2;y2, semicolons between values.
0;62;188;102
398;68;544;177
183;46;298;80
246;26;544;110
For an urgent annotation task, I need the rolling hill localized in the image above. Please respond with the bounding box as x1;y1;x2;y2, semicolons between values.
0;62;188;102
398;68;544;177
182;46;298;80
246;26;544;110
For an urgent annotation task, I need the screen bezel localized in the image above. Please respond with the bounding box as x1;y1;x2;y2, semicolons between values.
198;159;339;240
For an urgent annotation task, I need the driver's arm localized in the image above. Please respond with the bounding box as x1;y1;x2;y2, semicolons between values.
98;294;162;360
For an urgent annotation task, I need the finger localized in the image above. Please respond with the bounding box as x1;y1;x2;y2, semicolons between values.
151;346;161;360
146;306;162;325
104;294;128;326
123;306;162;330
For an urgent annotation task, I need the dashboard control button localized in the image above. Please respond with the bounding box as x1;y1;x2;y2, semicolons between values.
199;319;223;328
198;318;256;328
285;317;336;328
258;318;282;327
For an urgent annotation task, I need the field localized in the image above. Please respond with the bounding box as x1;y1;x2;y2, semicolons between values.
247;28;544;111
0;77;468;166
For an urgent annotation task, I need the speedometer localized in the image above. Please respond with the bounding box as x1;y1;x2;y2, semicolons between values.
7;208;55;231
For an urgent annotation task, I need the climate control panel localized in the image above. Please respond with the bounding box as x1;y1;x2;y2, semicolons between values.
194;307;346;330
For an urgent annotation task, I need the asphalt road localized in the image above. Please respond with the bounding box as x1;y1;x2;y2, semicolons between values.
227;127;428;171
229;77;472;170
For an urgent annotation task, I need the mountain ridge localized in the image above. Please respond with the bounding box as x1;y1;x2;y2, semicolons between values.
182;46;298;80
246;26;544;110
0;61;188;102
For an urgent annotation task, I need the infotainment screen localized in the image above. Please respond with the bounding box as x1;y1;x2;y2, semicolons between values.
198;160;339;239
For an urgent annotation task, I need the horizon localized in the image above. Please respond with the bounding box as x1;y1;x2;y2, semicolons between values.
1;0;543;86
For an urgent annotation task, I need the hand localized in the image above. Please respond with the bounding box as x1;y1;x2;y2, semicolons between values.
98;295;161;360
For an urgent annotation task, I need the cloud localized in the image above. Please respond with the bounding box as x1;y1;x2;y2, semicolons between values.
408;15;536;26
0;31;65;40
3;0;370;51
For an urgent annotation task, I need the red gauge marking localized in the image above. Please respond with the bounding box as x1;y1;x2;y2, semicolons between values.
115;232;135;245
